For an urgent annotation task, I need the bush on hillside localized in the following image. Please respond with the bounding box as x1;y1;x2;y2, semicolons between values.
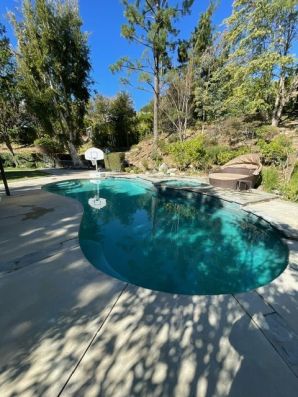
255;125;279;141
0;152;45;168
215;117;258;144
216;146;251;165
167;135;206;170
282;163;298;202
262;167;280;192
258;135;293;165
104;152;126;171
34;136;64;155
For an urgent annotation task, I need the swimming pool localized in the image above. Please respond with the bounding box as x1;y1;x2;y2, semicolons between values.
44;178;288;295
158;179;209;188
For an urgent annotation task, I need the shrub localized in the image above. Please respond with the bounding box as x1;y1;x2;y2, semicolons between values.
0;152;16;168
204;145;225;164
167;135;206;170
34;136;63;155
255;125;279;141
104;152;125;171
262;167;280;192
282;163;298;202
216;146;250;165
141;159;149;170
258;135;293;165
0;152;45;169
216;117;257;143
281;182;298;202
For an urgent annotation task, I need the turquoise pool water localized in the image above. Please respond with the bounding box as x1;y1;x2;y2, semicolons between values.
160;180;208;188
44;178;288;295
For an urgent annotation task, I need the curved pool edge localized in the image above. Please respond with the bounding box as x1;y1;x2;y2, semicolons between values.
41;177;292;297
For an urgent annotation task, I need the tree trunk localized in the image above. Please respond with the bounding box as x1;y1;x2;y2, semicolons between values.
67;139;83;168
272;75;285;127
4;137;18;166
0;156;10;196
153;74;160;144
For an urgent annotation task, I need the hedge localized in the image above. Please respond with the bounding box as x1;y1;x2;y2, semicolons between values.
104;152;125;171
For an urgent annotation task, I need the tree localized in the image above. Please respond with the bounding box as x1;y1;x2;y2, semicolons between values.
10;0;91;166
178;1;215;67
86;92;137;148
176;2;218;123
160;56;195;140
109;92;137;147
111;0;194;144
136;102;154;138
224;0;297;126
0;23;22;165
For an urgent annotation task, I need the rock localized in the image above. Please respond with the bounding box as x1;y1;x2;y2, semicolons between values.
159;163;168;174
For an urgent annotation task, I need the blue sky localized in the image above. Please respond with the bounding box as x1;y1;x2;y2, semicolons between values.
0;0;233;110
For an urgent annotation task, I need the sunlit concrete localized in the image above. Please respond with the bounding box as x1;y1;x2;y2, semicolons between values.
0;171;298;397
62;286;298;397
0;185;126;397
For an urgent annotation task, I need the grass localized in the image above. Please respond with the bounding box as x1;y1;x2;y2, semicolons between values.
290;163;298;184
2;168;50;182
282;163;298;202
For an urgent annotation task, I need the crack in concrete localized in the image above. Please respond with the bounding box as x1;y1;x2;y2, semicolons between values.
57;283;128;397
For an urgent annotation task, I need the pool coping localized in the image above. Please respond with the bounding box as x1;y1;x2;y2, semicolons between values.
2;171;298;383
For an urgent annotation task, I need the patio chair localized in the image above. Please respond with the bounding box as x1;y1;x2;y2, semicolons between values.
209;153;262;190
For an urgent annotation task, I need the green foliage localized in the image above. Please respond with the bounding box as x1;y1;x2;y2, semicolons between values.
11;0;91;165
215;117;258;144
136;103;153;138
34;136;63;155
0;152;44;168
177;2;214;67
262;167;280;192
281;181;298;202
167;135;206;170
223;0;298;124
141;159;149;170
216;146;250;165
282;163;298;202
262;163;298;202
258;135;293;165
111;0;194;140
204;145;224;164
0;23;27;157
3;168;49;181
87;92;138;149
255;125;279;141
104;152;126;171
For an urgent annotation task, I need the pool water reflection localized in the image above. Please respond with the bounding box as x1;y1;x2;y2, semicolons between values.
44;178;288;295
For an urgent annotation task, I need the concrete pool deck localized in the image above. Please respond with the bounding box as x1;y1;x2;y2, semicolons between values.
0;170;298;397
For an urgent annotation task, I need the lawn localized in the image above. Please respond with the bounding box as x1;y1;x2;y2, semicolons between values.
2;168;50;182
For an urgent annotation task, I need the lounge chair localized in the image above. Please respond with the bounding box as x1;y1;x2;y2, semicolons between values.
209;153;262;190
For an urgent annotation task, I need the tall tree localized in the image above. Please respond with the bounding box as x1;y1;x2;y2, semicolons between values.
177;2;215;67
224;0;297;125
0;23;21;164
86;92;137;148
11;0;91;166
109;92;137;147
192;2;216;121
160;56;195;140
176;2;217;122
111;0;194;144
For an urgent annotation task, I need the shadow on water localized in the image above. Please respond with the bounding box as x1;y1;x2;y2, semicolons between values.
44;178;289;296
0;180;296;396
